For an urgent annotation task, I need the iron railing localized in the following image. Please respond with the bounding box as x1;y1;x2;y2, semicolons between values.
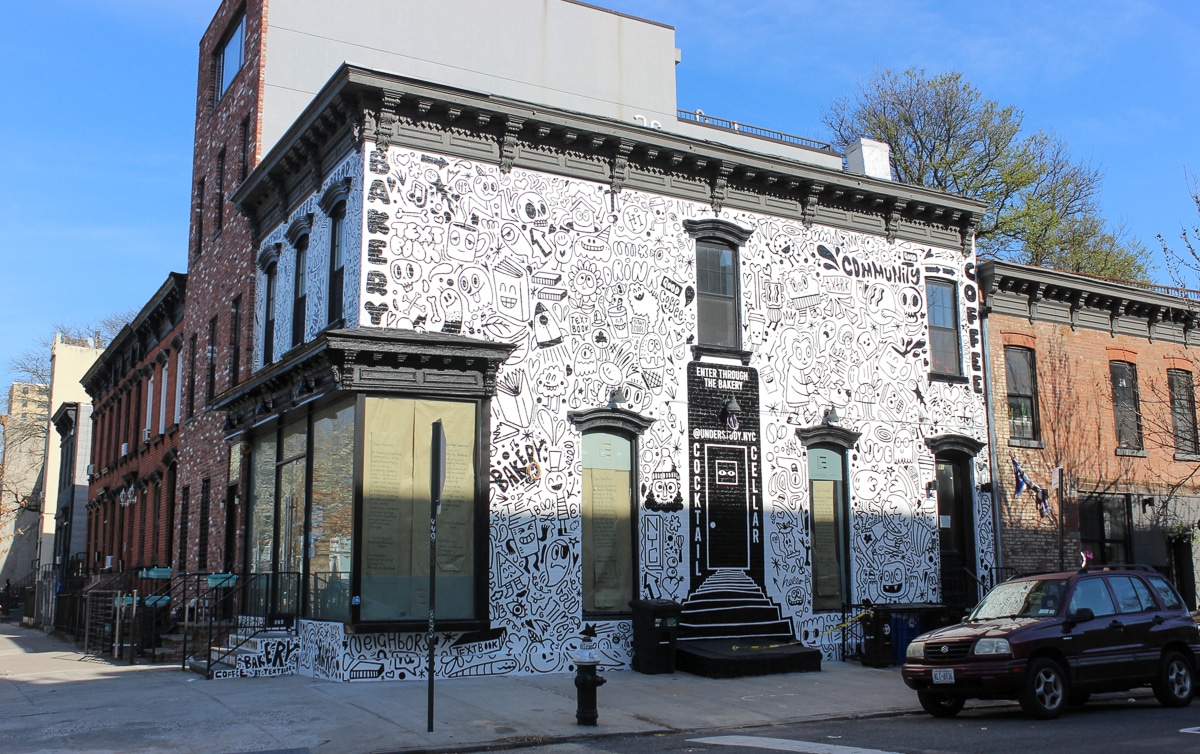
677;109;835;152
191;571;300;678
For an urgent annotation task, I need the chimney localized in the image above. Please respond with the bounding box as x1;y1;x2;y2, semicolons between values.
845;137;892;180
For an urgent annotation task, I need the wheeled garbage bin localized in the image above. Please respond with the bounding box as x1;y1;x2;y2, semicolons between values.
629;598;682;674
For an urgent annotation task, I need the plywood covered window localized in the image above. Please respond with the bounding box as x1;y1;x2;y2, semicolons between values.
582;431;634;614
809;446;848;611
360;397;479;622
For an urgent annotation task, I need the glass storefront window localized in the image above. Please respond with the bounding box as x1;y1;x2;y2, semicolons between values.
249;434;277;575
310;400;354;621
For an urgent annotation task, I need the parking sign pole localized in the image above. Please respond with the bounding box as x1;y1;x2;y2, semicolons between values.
428;420;446;733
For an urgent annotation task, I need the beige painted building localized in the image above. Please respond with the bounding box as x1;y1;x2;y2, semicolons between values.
1;382;48;584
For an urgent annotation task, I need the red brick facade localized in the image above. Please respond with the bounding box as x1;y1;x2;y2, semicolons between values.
83;274;187;574
982;261;1200;604
176;0;267;575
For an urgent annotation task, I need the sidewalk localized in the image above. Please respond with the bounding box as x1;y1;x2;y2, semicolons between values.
1;621;947;754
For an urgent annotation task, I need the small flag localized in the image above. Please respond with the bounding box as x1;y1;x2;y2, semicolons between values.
1012;455;1034;499
1036;487;1051;518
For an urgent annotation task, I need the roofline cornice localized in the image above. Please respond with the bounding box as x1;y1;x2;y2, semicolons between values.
234;64;985;248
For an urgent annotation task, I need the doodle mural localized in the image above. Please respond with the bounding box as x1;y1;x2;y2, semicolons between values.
253;137;992;673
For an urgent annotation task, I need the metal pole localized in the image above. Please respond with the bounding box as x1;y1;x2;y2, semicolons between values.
427;420;446;734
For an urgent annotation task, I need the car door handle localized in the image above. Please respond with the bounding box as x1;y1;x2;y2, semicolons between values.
1152;615;1164;625
1108;620;1123;630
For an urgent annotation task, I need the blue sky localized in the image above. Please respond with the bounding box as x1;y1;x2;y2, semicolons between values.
1;0;1197;394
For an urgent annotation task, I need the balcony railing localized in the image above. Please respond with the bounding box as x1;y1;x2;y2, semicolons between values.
678;109;834;153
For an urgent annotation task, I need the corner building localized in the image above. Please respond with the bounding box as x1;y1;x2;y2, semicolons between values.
190;0;995;679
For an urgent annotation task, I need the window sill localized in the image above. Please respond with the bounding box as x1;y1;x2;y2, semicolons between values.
1174;452;1200;462
929;372;969;384
1008;438;1045;449
691;344;753;365
1115;447;1147;457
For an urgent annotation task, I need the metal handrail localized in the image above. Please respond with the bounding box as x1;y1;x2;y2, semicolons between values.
197;572;300;678
677;109;835;152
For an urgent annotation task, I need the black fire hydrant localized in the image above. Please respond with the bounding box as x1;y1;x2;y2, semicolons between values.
574;658;606;725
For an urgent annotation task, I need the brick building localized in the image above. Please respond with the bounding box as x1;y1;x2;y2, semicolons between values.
159;0;1002;681
82;273;187;576
980;260;1200;608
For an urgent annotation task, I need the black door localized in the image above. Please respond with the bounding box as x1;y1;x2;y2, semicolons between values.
936;455;975;608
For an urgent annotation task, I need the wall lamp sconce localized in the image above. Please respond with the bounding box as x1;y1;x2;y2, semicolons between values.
926;480;940;495
724;397;742;430
607;387;627;409
822;406;840;426
1141;496;1155;511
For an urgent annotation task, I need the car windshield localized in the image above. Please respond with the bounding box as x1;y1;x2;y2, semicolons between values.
969;578;1069;621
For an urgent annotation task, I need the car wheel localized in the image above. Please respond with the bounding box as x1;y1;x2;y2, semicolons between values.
1152;651;1194;708
1019;657;1068;719
917;690;965;718
1067;691;1090;706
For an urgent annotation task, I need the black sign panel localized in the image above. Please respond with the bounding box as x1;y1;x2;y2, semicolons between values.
687;362;764;589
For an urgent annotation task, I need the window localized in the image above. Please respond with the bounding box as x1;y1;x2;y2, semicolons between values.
145;372;155;436
1168;369;1198;455
809;446;849;611
215;149;225;233
158;360;168;434
926;279;961;375
1068;577;1117;618
174;351;184;425
206;317;218;402
696;240;740;348
292;236;308;349
1109;361;1142;450
328;205;345;326
194;179;205;258
1079;494;1130;565
1146;574;1184;610
240;117;250;182
1108;575;1157;613
230;296;242;386
309;401;355;621
198;478;210;573
214;13;245;103
1005;347;1040;441
263;264;277;365
582;431;635;614
178;486;190;570
360;397;481;622
187;334;197;419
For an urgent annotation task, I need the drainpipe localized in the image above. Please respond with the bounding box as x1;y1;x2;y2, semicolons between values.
978;261;1005;578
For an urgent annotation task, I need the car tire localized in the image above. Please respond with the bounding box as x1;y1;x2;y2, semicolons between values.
1152;651;1194;708
917;690;965;718
1019;657;1068;719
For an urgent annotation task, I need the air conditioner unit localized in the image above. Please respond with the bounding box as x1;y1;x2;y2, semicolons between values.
142;427;151;442
121;442;129;456
104;555;114;569
86;464;94;477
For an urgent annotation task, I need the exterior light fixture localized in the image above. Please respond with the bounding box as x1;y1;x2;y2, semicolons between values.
822;407;840;425
724;397;742;430
607;387;627;408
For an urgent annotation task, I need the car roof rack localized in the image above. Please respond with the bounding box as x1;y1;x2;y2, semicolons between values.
1076;564;1157;574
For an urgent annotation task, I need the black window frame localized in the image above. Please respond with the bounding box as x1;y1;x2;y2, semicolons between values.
206;317;218;402
213;12;246;106
291;236;308;350
186;333;197;419
215;149;225;234
1168;368;1198;456
229;295;242;387
263;263;277;366
1079;493;1132;565
695;239;741;349
1109;361;1143;451
926;278;962;377
328;203;346;327
194;178;205;259
1004;346;1040;442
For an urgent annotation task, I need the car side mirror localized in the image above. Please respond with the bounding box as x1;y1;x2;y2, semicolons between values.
1066;607;1095;625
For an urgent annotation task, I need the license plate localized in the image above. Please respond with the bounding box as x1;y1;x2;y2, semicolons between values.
932;668;955;685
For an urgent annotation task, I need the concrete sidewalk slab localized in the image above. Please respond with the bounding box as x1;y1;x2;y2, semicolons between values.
0;622;927;754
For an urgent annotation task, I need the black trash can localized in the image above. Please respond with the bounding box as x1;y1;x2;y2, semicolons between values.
629;598;681;674
860;607;893;668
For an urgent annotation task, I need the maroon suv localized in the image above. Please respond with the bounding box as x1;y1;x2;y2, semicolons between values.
901;566;1199;719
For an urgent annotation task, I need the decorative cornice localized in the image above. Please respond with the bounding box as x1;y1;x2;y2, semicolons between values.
318;177;353;214
925;433;986;457
257;242;282;272
567;406;655;436
284;213;314;246
232;64;985;249
795;424;861;450
683;217;755;247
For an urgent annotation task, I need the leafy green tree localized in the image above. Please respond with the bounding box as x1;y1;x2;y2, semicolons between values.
823;68;1148;280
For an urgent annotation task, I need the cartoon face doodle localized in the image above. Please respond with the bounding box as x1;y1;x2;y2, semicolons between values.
517;191;550;228
446;222;482;262
473;172;500;201
390;259;423;295
457;266;490;304
897;286;924;328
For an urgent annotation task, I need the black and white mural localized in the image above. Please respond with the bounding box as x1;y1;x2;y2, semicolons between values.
262;141;993;675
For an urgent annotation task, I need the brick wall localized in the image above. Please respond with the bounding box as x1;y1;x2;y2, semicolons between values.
988;309;1200;573
176;0;266;574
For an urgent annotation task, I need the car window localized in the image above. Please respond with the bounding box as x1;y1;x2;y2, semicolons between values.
1068;577;1117;617
1108;575;1156;613
1145;574;1184;610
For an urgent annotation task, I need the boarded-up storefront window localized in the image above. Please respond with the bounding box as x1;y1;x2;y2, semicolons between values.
582;431;634;613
